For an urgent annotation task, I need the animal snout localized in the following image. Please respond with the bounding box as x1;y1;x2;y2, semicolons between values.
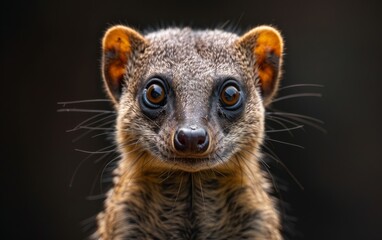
174;126;209;154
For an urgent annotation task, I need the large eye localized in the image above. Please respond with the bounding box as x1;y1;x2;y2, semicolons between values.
142;79;167;108
220;82;242;109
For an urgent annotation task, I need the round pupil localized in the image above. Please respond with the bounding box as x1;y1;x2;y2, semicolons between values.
147;84;165;104
222;86;240;105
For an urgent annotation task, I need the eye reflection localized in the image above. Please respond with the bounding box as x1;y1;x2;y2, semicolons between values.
146;84;165;104
220;85;241;107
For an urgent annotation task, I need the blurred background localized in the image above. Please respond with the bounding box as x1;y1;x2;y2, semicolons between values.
1;0;381;239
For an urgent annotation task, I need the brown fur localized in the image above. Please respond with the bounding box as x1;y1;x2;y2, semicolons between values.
94;25;284;239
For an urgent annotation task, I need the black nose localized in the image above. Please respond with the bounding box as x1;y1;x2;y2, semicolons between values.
174;127;209;153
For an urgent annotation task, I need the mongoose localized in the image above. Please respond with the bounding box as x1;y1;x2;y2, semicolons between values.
95;24;284;239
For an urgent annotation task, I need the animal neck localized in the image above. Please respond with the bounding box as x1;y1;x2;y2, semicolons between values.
113;151;269;222
98;151;280;239
113;150;267;205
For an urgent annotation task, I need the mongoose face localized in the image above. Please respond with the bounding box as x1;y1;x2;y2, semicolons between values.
102;26;283;172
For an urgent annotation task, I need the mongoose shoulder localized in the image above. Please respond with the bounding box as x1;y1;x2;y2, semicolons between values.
95;25;284;239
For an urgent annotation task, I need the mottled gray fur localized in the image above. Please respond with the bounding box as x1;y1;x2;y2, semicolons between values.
95;26;283;240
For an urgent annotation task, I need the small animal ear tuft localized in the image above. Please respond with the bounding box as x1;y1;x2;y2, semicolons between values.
238;26;284;106
102;25;146;104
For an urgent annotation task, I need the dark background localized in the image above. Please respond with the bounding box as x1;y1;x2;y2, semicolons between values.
1;0;381;239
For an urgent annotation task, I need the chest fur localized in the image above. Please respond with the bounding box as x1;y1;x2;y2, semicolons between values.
98;171;279;240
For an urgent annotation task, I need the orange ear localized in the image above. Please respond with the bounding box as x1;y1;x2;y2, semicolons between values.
238;26;284;105
102;25;146;103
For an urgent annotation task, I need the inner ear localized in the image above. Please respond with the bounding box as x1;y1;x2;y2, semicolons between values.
237;26;284;106
102;25;147;105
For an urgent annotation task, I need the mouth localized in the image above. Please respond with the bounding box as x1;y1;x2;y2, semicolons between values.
143;143;224;171
162;155;218;171
168;156;211;164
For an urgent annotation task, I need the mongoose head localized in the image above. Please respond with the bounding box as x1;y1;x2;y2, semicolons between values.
102;25;283;172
